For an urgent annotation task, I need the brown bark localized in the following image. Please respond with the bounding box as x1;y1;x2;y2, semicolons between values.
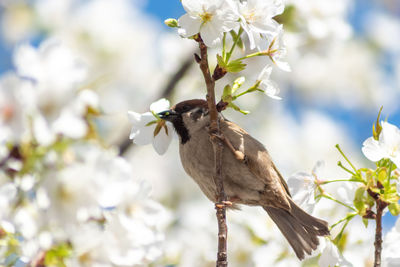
368;186;388;267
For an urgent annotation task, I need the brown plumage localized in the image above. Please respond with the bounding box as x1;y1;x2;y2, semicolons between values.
159;99;330;260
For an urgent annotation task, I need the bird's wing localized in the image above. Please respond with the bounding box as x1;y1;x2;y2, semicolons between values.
221;119;291;210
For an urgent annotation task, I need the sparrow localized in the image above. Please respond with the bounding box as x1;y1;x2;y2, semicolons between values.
158;99;330;260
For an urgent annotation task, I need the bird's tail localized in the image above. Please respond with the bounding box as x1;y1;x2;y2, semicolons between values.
263;198;330;260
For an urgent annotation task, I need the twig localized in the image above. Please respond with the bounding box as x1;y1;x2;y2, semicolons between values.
195;34;228;267
367;187;388;267
373;200;386;267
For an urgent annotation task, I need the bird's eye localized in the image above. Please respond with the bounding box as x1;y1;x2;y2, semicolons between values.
182;105;191;112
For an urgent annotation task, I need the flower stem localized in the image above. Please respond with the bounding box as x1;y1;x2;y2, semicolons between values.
320;179;364;185
236;51;264;61
335;144;358;173
321;194;357;212
337;161;356;176
225;28;243;62
222;33;227;60
330;212;357;230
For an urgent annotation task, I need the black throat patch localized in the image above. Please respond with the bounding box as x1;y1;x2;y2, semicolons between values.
172;116;190;144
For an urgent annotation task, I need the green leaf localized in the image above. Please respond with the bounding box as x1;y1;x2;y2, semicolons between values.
228;102;250;115
388;202;400;216
217;54;227;68
354;186;366;214
382;191;400;203
362;218;369;228
225;59;246;73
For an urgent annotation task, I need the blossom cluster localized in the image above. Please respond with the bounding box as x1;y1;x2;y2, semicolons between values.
175;0;290;97
0;38;168;266
286;119;400;266
178;0;283;50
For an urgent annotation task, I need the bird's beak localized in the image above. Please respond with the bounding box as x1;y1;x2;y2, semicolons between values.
158;109;178;121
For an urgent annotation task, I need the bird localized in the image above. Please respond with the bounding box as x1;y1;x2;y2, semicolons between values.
158;99;330;260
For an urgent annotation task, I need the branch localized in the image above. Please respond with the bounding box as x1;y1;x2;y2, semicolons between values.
373;199;388;267
195;34;228;267
367;187;388;267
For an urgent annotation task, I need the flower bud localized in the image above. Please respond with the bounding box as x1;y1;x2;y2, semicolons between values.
164;18;178;28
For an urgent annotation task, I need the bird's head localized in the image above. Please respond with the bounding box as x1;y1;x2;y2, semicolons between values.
158;99;210;144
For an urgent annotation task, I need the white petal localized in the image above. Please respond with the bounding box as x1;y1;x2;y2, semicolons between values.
318;241;340;267
127;111;154;128
181;0;203;13
178;13;202;38
152;125;173;155
13;43;41;81
127;111;141;124
287;172;316;212
129;127;139;140
261;79;281;100
312;160;325;178
52;111;87;139
200;22;223;47
33;114;55;146
133;126;154;145
274;59;291;72
241;22;256;49
380;121;400;153
258;65;272;81
362;137;386;162
150;98;170;113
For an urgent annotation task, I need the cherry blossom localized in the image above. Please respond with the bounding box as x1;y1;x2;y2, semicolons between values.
362;121;400;167
233;0;284;50
257;65;281;100
287;161;324;213
178;0;238;47
262;25;291;72
128;98;174;155
318;241;352;267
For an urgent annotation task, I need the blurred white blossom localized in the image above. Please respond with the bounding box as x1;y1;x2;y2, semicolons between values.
13;38;87;108
383;217;400;266
362;121;400;167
